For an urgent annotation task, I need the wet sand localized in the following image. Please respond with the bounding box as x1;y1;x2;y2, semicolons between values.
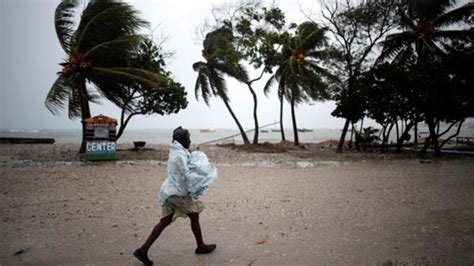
1;144;473;265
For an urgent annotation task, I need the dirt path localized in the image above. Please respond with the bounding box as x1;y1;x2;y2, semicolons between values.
1;150;473;265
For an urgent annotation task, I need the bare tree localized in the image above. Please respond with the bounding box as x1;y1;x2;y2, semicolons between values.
315;0;399;152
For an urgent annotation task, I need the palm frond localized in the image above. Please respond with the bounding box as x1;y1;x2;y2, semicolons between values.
432;29;474;43
68;84;82;119
278;73;291;103
233;63;249;83
45;75;76;116
307;62;338;82
432;3;474;28
290;83;305;105
92;67;168;88
54;1;78;54
75;2;148;53
378;31;416;60
274;63;285;80
87;67;168;108
263;75;276;96
207;68;228;102
307;48;341;61
302;74;329;100
195;70;212;106
82;34;147;61
407;0;456;20
392;45;416;66
90;78;134;110
297;22;327;51
281;44;293;59
192;62;206;72
295;61;306;77
399;12;416;30
214;62;249;83
425;38;446;55
288;57;297;75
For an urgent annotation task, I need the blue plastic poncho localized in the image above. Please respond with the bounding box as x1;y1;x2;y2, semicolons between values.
159;141;217;205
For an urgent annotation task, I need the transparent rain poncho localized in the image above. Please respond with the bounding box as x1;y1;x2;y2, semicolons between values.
159;141;217;205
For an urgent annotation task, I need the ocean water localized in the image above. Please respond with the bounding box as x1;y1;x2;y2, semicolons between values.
0;128;344;145
1;123;473;145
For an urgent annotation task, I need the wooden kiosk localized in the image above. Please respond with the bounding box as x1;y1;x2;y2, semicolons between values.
84;115;117;161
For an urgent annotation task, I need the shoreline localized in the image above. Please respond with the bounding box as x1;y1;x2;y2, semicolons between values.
2;143;474;178
1;141;473;162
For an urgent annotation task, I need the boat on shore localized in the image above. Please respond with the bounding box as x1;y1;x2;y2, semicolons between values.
200;128;216;133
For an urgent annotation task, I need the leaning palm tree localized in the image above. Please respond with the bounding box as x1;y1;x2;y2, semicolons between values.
378;0;473;145
46;1;167;153
193;27;251;145
379;0;473;61
264;22;336;146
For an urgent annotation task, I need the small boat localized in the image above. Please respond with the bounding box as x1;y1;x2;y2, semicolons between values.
260;129;269;133
271;129;281;132
200;128;216;133
133;141;146;149
297;128;313;132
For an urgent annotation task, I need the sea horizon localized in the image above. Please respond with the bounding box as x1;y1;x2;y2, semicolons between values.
0;127;345;145
1;122;473;145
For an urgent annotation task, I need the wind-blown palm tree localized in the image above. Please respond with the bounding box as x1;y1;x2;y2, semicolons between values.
46;2;167;153
378;0;473;145
264;22;336;146
379;0;473;61
193;27;251;145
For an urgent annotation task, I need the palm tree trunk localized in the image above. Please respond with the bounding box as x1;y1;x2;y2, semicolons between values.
429;119;441;155
247;84;259;145
79;79;91;154
355;120;364;151
279;95;286;141
336;119;350;153
290;96;299;146
222;98;250;145
414;122;418;145
420;117;437;156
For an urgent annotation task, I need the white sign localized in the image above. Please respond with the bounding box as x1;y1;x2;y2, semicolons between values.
86;141;116;152
94;127;109;138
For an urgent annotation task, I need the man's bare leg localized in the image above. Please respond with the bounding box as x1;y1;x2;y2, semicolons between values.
187;212;216;254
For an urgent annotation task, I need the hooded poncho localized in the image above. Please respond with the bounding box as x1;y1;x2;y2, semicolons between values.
159;141;217;205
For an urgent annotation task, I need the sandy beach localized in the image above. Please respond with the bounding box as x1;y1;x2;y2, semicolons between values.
1;143;473;265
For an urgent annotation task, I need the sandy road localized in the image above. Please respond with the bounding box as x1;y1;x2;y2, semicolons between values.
1;153;473;265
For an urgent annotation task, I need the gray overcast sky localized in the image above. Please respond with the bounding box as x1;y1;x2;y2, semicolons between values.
0;0;348;130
